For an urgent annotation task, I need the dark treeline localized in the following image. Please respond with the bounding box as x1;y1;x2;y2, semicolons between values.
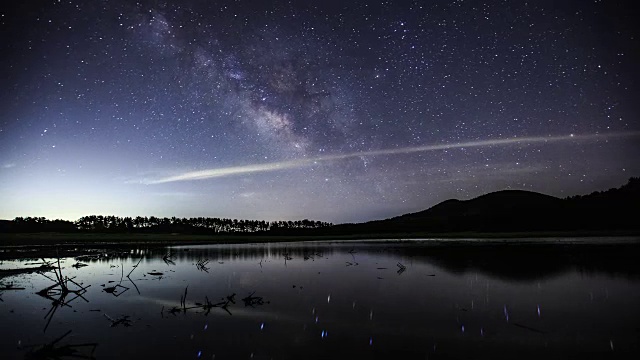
1;177;638;237
0;215;332;235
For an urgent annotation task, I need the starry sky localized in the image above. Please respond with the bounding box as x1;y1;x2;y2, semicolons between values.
1;0;638;223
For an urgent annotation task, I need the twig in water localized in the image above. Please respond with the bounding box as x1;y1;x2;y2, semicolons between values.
104;313;132;327
396;262;406;275
283;250;292;266
196;259;210;272
162;253;175;266
242;291;268;307
180;286;189;312
36;256;91;332
195;296;215;315
102;284;129;297
513;323;546;334
167;306;182;315
0;282;25;290
127;257;143;278
349;251;358;265
121;257;144;295
21;330;98;359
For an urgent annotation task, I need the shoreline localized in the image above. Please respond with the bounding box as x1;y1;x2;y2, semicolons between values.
0;231;638;260
1;230;639;247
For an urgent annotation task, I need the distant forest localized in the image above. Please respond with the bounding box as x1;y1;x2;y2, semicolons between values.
1;215;332;235
1;177;638;236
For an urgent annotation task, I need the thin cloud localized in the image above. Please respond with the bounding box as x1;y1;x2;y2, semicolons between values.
147;131;640;184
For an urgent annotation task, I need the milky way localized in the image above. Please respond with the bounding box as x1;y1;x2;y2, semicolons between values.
1;0;638;222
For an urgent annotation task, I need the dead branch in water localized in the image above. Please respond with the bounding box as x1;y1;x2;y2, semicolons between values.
0;281;25;290
104;313;132;327
162;253;175;266
513;322;546;334
304;252;323;261
0;264;55;279
166;291;237;316
0;282;20;302
36;255;91;332
102;283;129;297
22;330;98;360
396;262;406;275
125;257;143;295
242;291;269;307
127;257;144;278
283;248;292;266
194;293;236;315
196;259;210;272
181;286;188;309
165;286;191;315
103;257;143;296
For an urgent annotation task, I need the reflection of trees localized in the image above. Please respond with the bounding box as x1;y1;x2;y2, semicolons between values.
74;242;640;283
70;244;334;264
54;242;640;283
150;242;640;282
164;244;333;262
373;243;640;282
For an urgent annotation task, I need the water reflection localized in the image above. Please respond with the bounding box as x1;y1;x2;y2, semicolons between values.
0;239;639;359
158;240;640;281
23;330;98;359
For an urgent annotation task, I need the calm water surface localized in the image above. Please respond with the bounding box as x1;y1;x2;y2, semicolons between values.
1;239;639;359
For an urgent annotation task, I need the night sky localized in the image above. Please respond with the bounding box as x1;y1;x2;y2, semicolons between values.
1;0;638;223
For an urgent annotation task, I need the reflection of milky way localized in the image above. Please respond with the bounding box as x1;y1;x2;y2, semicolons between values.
0;0;638;222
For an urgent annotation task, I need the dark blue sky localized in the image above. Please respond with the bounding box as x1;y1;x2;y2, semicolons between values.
1;0;638;223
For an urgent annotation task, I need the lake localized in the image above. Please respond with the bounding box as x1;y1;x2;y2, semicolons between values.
1;239;639;359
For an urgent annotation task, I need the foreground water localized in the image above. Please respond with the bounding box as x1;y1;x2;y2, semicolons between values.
1;239;639;359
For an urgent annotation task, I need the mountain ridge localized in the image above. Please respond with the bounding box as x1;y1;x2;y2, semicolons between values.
322;178;639;235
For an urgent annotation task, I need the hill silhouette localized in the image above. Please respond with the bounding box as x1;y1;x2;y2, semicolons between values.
386;190;564;232
321;177;640;235
1;177;638;237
